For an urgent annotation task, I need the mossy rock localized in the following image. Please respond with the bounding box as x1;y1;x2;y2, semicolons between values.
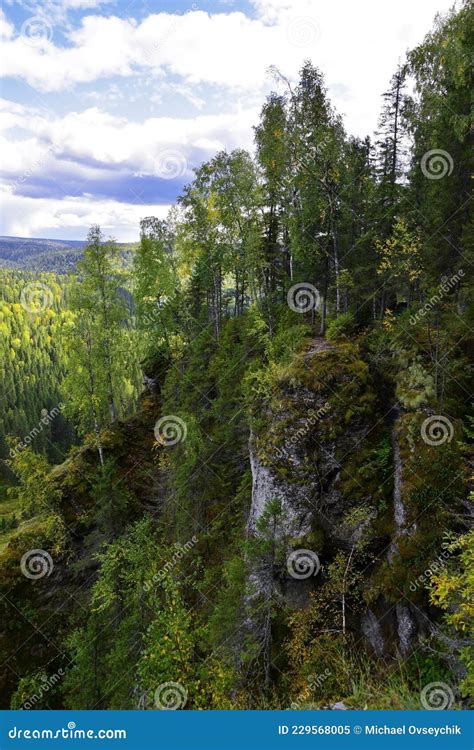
288;527;326;555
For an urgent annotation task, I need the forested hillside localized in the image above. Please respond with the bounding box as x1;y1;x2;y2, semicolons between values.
0;5;472;711
0;236;136;273
0;272;73;462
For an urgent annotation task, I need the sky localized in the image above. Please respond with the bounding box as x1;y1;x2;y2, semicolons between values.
0;0;457;241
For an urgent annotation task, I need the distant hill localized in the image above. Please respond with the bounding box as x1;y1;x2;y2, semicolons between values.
0;236;136;272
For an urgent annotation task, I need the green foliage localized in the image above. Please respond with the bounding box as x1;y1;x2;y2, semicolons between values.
0;4;472;713
10;669;64;710
0;271;73;460
89;458;135;541
62;226;142;461
6;447;65;554
429;529;474;699
326;312;355;341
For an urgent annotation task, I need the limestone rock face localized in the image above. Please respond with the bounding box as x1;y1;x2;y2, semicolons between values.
361;609;386;657
396;602;417;655
248;437;313;540
245;339;424;656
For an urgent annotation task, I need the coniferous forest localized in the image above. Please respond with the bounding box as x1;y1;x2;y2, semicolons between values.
0;4;472;712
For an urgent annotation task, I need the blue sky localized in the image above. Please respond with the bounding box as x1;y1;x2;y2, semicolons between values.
0;0;456;241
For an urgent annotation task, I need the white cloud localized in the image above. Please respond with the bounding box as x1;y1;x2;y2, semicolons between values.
0;8;14;38
0;0;459;239
8;0;113;21
1;1;456;137
2;11;277;91
0;99;259;238
0;101;259;181
0;187;169;241
60;0;112;8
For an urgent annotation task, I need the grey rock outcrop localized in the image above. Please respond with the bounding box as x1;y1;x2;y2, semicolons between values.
244;341;423;657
